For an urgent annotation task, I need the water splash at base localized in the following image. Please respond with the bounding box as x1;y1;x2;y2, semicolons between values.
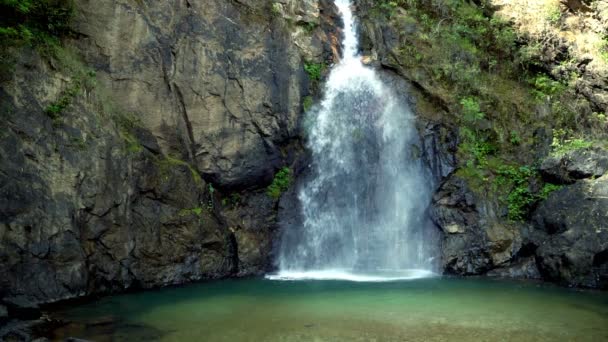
266;269;436;282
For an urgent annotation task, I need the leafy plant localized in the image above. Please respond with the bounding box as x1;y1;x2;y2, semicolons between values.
267;167;292;199
1;0;75;75
547;6;562;24
530;74;565;100
460;97;485;123
304;62;324;81
495;165;535;221
538;183;562;200
271;3;281;17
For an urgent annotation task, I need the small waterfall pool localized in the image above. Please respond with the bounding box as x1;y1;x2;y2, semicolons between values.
49;278;608;341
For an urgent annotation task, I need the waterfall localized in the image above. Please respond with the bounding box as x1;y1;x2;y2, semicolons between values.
269;0;435;281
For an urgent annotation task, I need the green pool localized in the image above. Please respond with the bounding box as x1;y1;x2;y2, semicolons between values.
49;277;608;341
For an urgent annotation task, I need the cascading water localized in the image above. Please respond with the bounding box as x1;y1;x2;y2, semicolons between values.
269;0;435;281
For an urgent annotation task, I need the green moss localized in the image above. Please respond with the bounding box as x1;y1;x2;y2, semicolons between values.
155;155;203;186
42;46;96;122
303;96;314;112
221;193;241;208
45;81;80;119
267;167;292;199
179;207;203;217
112;112;144;154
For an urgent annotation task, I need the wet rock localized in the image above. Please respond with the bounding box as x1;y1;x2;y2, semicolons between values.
487;257;541;279
3;296;41;320
0;304;7;322
1;0;341;305
420;123;458;182
540;147;608;184
223;191;278;276
430;175;525;275
532;175;608;288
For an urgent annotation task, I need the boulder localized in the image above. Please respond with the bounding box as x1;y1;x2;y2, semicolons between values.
540;147;608;184
487;257;541;279
532;174;608;288
430;175;523;275
2;296;41;320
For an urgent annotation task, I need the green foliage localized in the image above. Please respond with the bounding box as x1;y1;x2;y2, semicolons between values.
303;62;324;81
301;22;317;33
112;112;144;153
460;97;485;123
45;81;79;119
459;127;496;168
492;164;563;221
539;183;562;200
367;0;603;223
267;167;292;199
495;165;535;221
530;74;565;100
375;1;399;17
547;6;562;24
270;2;281;16
509;131;521;145
551;137;593;156
1;0;74;75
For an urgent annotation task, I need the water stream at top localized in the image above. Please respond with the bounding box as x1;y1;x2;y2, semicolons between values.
269;0;435;281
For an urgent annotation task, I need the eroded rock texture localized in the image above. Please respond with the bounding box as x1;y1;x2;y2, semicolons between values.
532;175;608;288
0;0;339;308
355;0;608;288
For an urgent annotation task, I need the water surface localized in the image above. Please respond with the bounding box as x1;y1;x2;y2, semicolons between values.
50;278;608;341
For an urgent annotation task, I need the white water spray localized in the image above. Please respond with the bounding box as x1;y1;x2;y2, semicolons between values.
269;0;435;282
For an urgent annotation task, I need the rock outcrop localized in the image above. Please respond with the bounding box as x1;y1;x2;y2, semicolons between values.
0;0;339;310
540;147;608;184
354;0;608;288
429;176;531;276
532;174;608;288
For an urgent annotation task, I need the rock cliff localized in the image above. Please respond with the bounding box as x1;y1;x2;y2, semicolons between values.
1;2;607;333
355;0;608;288
0;0;339;313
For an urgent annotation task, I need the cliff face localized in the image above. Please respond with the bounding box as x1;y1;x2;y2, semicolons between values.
356;0;608;288
1;1;607;324
0;0;338;308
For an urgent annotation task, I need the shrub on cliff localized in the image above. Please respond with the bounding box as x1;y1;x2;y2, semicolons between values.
0;0;74;77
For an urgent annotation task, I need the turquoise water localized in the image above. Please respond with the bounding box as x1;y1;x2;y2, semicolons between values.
50;278;608;341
